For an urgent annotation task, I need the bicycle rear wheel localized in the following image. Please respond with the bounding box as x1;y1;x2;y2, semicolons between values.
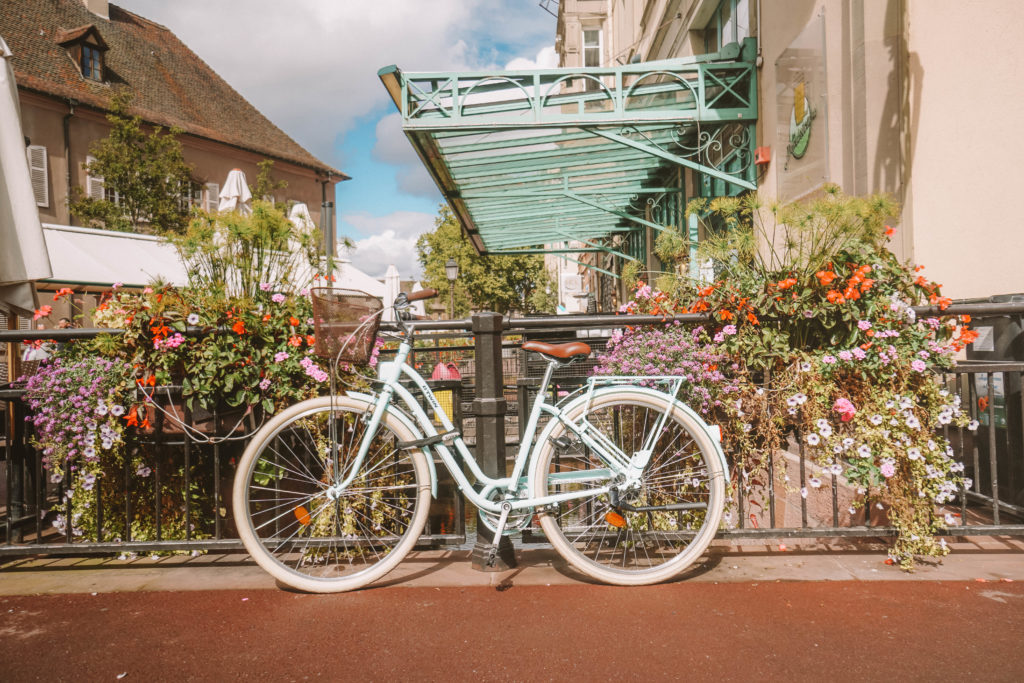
233;395;430;593
532;390;725;585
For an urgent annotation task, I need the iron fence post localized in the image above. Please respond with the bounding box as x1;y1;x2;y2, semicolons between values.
469;311;516;570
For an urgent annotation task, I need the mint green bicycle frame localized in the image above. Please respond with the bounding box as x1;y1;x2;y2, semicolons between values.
333;335;726;519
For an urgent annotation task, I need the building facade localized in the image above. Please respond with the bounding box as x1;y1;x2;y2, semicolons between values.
556;0;1024;300
2;0;345;239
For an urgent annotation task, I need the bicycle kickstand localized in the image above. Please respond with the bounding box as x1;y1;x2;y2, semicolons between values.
486;501;513;568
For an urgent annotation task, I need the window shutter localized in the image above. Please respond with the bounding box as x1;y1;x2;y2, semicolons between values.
26;145;49;207
205;182;219;212
85;155;105;200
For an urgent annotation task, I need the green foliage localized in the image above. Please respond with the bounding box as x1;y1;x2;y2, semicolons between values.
415;206;556;315
250;158;288;204
170;200;324;300
69;90;193;234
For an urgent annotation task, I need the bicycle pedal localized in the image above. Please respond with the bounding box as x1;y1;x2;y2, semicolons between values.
485;547;498;567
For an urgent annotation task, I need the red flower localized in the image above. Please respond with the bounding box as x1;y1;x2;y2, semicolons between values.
289;316;300;327
306;335;316;346
53;287;73;301
885;225;895;237
288;335;302;347
232;320;246;335
746;312;759;325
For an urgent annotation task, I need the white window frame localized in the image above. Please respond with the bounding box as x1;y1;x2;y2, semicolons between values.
26;145;49;207
205;182;219;213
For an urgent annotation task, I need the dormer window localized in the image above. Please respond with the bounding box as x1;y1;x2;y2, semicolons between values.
82;44;103;80
56;24;108;83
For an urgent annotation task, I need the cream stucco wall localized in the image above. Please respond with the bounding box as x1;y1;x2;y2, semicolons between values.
904;0;1024;299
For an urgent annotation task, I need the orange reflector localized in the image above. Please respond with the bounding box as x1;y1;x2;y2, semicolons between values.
605;511;626;528
294;505;311;526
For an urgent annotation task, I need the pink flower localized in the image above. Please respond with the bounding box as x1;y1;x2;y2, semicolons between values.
274;351;289;362
822;354;836;364
857;320;871;331
271;293;286;303
880;462;895;478
259;282;272;291
911;359;926;372
833;398;856;422
723;325;737;336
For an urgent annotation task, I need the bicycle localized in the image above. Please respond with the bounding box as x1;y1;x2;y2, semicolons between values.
233;288;728;592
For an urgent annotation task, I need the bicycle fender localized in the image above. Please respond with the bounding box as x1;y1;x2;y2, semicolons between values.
533;385;730;481
345;390;438;498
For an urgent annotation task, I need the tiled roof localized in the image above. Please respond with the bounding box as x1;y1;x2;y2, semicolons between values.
1;0;344;177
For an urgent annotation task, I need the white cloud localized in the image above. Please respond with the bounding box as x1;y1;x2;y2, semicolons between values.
342;210;434;278
371;113;417;165
116;0;552;168
505;45;559;70
117;1;478;164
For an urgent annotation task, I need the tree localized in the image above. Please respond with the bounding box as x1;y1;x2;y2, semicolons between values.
70;90;193;234
416;206;556;316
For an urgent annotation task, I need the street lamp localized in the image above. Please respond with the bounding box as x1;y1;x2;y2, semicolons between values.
445;258;459;319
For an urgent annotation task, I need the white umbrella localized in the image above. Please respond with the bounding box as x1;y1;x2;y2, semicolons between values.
217;168;252;215
331;257;385;298
288;202;314;229
410;281;427;318
383;264;400;322
0;34;52;315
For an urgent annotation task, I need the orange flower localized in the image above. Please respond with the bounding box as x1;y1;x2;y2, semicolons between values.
859;278;874;292
915;275;929;287
306;335;316;346
53;287;73;300
232;320;246;335
826;290;845;304
775;277;797;290
860;342;873;350
885;225;895;237
718;309;734;322
288;335;302;347
289;316;300;327
959;315;972;324
262;314;271;322
746;312;759;325
979;396;990;411
125;409;139;427
816;270;837;286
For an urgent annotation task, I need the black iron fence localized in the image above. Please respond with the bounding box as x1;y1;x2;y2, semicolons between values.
3;303;1024;558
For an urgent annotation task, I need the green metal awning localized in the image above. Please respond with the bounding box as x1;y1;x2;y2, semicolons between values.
379;38;758;261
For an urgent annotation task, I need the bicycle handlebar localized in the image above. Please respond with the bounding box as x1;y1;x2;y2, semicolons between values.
406;288;438;302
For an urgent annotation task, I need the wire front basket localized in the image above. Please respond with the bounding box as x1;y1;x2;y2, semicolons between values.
310;288;383;364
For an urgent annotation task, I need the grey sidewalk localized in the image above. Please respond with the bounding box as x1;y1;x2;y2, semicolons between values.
2;536;1022;595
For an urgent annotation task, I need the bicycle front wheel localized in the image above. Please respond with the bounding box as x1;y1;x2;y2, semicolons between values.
233;395;430;593
532;390;725;586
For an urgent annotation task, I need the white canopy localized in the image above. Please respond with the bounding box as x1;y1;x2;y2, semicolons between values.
40;223;188;288
410;281;427;317
334;258;385;298
0;34;52;314
218;168;252;215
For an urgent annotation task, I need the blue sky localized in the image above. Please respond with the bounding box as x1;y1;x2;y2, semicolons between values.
116;1;557;278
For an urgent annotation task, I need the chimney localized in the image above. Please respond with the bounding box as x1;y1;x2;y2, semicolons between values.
82;0;109;20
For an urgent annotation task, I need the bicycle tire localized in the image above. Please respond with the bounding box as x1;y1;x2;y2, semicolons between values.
531;389;725;585
233;395;431;593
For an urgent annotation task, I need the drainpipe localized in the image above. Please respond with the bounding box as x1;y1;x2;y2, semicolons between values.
320;174;334;261
63;98;77;224
755;0;763;68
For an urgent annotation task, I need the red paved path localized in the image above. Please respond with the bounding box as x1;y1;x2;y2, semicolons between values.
3;581;1023;681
